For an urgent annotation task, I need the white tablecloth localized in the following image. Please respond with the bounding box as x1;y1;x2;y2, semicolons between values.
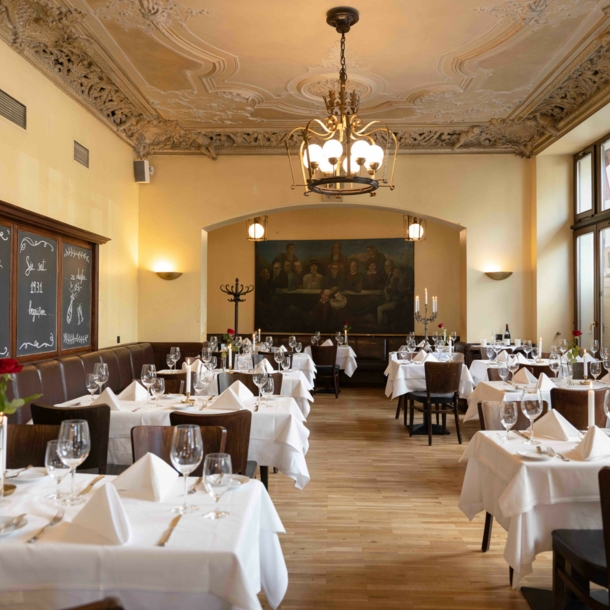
459;431;608;586
383;354;474;400
304;345;358;377
469;359;550;386
288;353;317;385
57;395;311;489
0;473;286;610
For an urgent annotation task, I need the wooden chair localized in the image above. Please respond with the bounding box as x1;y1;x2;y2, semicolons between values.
407;362;462;446
130;425;227;477
310;345;340;398
6;424;60;469
548;466;610;610
551;388;607;429
30;403;110;474
61;598;124;610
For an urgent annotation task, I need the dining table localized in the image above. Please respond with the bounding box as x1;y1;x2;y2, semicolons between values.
0;472;287;610
469;358;550;386
304;345;358;377
459;430;610;588
56;394;311;489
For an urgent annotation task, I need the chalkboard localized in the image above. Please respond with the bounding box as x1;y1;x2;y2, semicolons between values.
17;230;57;356
0;224;10;358
61;243;91;349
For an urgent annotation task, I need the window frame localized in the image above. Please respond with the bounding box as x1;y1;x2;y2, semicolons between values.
574;145;596;222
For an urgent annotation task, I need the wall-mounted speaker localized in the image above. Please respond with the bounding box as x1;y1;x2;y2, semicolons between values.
134;160;150;183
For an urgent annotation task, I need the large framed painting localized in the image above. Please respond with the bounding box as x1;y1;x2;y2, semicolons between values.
255;238;414;334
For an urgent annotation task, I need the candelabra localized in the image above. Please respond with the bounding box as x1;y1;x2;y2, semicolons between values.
414;305;437;348
220;278;254;336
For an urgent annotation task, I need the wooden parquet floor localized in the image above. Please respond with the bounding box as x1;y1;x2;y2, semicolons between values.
260;387;551;609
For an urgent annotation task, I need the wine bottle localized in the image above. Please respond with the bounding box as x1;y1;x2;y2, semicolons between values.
504;324;511;345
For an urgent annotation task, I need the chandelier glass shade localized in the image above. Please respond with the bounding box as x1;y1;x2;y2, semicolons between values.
286;7;397;198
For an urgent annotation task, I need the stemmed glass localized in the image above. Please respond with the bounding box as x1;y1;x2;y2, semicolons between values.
399;350;410;365
209;336;218;352
500;402;518;441
57;420;91;506
194;372;210;408
559;340;569;359
234;336;243;354
295;342;303;354
261;378;274;407
265;336;273;351
201;347;212;365
315;331;321;343
166;354;175;371
521;392;543;445
604;391;610;423
85;374;98;401
45;440;70;501
274;351;283;371
310;336;318;346
590;360;602;384
604;358;610;381
601;347;609;361
591;340;600;359
253;372;268;407
288;336;297;350
151;378;165;402
207;357;217;371
549;356;560;379
486;346;495;362
170;347;181;368
522;340;532;361
170;425;203;514
202;453;232;520
508;356;520;387
493;342;502;363
93;363;109;394
282;354;291;371
141;364;157;404
498;363;510;386
565;363;574;386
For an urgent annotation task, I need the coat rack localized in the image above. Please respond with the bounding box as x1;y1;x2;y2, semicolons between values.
219;278;253;336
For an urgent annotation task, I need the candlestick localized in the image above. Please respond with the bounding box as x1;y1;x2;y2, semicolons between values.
414;297;437;349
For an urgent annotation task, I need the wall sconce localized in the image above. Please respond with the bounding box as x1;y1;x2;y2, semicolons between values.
404;215;426;242
485;271;513;281
247;216;268;242
156;271;182;280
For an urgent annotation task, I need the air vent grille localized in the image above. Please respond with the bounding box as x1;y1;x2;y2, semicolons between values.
74;141;89;168
0;89;26;129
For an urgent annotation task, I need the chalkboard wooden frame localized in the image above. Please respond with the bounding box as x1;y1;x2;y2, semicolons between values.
0;200;109;362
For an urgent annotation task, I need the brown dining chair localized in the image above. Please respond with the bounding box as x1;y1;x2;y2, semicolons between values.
130;425;227;477
407;361;462;446
30;403;110;474
310;345;340;398
61;598;124;610
6;424;60;469
550;387;607;429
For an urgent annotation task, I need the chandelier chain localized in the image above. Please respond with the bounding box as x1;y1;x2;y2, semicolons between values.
339;32;347;85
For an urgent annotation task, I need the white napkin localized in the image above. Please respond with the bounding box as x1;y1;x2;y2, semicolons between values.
513;368;536;384
182;359;202;375
412;350;427;363
212;386;246;411
242;338;252;346
584;352;596;363
71;483;131;545
516;353;530;364
425;354;439;363
321;339;333;347
536;372;556;391
278;345;287;353
416;340;425;348
228;380;254;401
254;360;275;374
569;426;610;460
113;453;179;502
533;409;579;441
562;354;583;362
118;380;148;402
92;387;122;411
496;351;508;363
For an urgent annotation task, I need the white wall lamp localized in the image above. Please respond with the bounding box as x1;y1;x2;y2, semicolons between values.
247;216;268;242
484;271;513;281
404;215;426;242
156;271;182;280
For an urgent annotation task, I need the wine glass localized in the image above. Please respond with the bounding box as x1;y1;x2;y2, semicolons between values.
151;377;165;402
57;420;91;506
486;346;494;362
498;364;510;386
234;336;243;354
591;339;600;358
549;356;560;378
500;402;518;441
520;392;543;445
253;372;268;407
337;335;344;346
493;342;502;362
590;360;602;384
166;354;174;371
522;340;532;360
93;363;109;395
281;354;291;371
201;347;212;364
261;377;274;406
170;425;203;514
193;372;209;408
398;350;410;365
288;335;297;350
565;362;574;386
202;453;232;520
207;357;217;371
170;347;181;368
310;336;318;346
315;331;321;342
141;364;156;404
265;336;273;351
508;356;520;387
295;342;303;354
45;440;70;501
209;336;218;352
559;339;569;357
601;347;609;361
274;351;283;371
85;374;98;401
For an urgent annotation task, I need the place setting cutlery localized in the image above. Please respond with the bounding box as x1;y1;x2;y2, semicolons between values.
157;514;182;547
536;446;570;461
78;475;105;496
0;514;27;536
5;465;33;479
27;509;65;544
188;477;202;494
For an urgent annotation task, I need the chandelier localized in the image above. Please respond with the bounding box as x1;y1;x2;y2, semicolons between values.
286;7;397;197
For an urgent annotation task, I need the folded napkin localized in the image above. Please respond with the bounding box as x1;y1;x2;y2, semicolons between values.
583;352;596;363
212;386;246;411
513;367;536;384
254;359;275;374
321;339;333;347
72;483;131;545
118;380;148;402
182;359;202;375
496;351;508;363
536;372;556;391
425;354;439;363
516;353;530;364
113;453;179;502
416;340;425;348
242;338;252;346
569;426;610;461
412;350;427;363
562;354;583;362
278;345;287;353
533;409;579;441
229;380;254;401
92;387;122;411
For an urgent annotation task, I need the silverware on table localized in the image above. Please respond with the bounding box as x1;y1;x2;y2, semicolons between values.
546;446;570;462
6;465;33;479
515;430;529;440
0;514;27;534
27;509;65;543
157;514;182;547
78;475;105;496
188;476;202;494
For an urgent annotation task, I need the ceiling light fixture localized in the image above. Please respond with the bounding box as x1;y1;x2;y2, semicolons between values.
404;216;426;242
286;7;397;198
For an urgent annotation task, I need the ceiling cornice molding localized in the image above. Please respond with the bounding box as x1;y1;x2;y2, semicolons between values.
2;0;610;159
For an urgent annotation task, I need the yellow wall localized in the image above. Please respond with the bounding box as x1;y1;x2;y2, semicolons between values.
139;153;533;343
0;41;139;349
207;207;463;336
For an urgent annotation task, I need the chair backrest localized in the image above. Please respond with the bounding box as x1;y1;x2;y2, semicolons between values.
477;400;549;431
130;425;227;477
30;403;110;473
310;345;338;367
599;467;610;589
572;362;585;380
7;424;61;469
252;352;278;369
487;367;504;382
424;362;462;395
452;353;465;364
169;410;252;475
550;388;607;428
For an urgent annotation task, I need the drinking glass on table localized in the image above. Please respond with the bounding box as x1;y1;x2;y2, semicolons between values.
591;339;600;358
289;335;297;350
398;350;410;365
193;372;209;407
85;374;98;400
565;362;574;386
486;346;494;362
261;377;274;406
498;364;510;385
310;336;318;346
170;425;203;514
45;440;70;501
549;356;560;378
274;351;283;371
207;357;217;371
559;340;569;358
265;336;273;350
236;355;248;372
151;377;165;402
601;347;609;361
281;354;291;371
508;356;520;387
166;354;175;371
93;363;108;394
520;392;543;445
530;346;539;362
337;335;344;346
604;391;610;422
493;342;502;362
315;331;321;342
253;372;268;407
522;340;532;360
141;364;156;404
170;347;181;368
57;420;91;506
591;360;602;384
295;342;303;354
201;347;212;364
234;336;243;354
209;336;218;352
203;453;232;520
500;402;518;441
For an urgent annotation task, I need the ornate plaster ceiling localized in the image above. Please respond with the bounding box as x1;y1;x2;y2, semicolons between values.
2;0;610;157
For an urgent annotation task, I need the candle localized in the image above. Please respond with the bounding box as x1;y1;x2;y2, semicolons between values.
538;337;542;359
432;296;437;313
425;288;428;306
584;349;588;378
258;329;261;342
252;332;256;347
588;385;595;428
344;329;348;345
415;296;419;313
228;347;233;369
185;363;191;395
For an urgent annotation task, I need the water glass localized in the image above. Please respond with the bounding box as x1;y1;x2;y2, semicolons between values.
262;377;274;406
590;360;602;383
170;347;181;368
591;340;600;357
549;356;560;378
234;336;243;354
274;351;283;370
93;363;109;394
522;340;532;360
253;372;268;407
289;336;297;350
207;357;217;371
508;356;520;386
141;364;157;404
310;337;318;346
201;347;212;364
565;362;574;386
203;453;232;520
498;364;509;385
151;377;165;401
295;342;303;354
45;440;70;501
166;354;174;371
57;420;91;506
282;354;291;371
85;373;98;399
500;402;518;441
559;340;569;356
265;336;273;350
170;425;203;514
193;372;209;406
521;392;543;445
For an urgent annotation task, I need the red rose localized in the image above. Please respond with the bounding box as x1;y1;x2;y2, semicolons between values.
227;328;235;335
572;330;582;337
438;323;445;328
0;359;23;375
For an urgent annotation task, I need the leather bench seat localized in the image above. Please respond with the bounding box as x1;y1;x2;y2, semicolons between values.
6;343;155;424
